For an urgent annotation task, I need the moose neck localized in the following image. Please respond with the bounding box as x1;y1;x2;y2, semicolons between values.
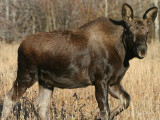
122;28;135;67
109;18;136;67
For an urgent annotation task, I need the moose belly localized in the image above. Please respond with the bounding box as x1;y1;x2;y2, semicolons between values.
39;68;92;89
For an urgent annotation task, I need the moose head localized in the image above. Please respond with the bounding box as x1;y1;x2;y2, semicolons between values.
122;3;158;59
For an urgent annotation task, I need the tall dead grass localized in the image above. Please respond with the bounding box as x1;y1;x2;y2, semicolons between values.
0;42;160;120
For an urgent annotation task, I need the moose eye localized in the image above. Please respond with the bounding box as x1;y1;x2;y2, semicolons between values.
142;26;144;29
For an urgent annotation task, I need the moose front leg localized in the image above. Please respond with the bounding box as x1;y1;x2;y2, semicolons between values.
108;82;130;120
95;81;110;120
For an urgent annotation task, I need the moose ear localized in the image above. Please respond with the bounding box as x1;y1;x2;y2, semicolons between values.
122;3;133;22
143;7;158;22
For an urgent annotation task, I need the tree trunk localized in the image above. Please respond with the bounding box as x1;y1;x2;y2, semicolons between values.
105;0;108;17
5;0;9;21
154;0;159;41
5;0;9;41
13;0;17;41
13;0;16;24
139;0;142;12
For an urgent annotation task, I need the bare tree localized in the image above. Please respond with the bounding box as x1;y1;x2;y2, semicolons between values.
105;0;108;17
5;0;9;21
139;0;142;12
154;0;159;41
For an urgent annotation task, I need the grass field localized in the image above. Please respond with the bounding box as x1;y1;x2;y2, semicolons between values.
0;42;160;120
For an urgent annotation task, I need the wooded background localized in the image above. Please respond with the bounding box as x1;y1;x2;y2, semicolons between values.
0;0;159;43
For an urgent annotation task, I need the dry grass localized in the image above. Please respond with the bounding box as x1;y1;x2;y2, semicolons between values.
0;42;160;120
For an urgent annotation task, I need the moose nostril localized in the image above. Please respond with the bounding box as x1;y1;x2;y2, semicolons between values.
141;48;146;55
137;47;147;58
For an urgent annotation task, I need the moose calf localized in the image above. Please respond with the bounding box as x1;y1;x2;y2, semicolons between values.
1;3;158;120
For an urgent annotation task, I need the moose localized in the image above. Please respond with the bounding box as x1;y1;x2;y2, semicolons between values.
1;3;158;120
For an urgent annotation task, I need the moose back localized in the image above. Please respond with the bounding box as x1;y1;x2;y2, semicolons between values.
1;3;158;120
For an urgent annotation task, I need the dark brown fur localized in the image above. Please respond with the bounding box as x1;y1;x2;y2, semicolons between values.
1;3;158;120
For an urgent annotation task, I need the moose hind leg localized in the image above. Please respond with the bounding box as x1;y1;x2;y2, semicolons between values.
1;66;38;120
108;83;130;120
1;85;18;120
35;85;53;120
2;80;36;120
